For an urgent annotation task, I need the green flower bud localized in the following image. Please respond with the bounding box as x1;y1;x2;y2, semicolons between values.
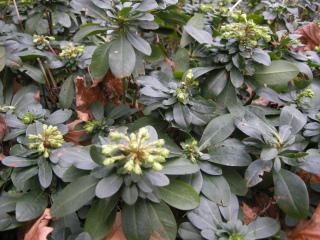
21;112;36;124
152;162;163;171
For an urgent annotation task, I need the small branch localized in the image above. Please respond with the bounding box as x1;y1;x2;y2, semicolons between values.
230;0;243;11
12;0;24;31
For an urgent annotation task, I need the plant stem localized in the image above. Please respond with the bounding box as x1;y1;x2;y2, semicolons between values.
12;0;24;31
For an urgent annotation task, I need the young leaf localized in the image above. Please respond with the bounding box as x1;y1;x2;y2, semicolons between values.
95;175;123;199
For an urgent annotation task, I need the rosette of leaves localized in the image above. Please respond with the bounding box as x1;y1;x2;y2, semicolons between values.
50;125;200;240
2;85;72;141
235;106;316;218
9;0;78;35
179;194;280;240
138;68;216;130
2;119;70;189
71;0;163;79
162;113;251;206
260;0;300;32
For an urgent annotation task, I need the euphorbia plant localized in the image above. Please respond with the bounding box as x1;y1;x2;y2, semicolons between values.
50;126;200;240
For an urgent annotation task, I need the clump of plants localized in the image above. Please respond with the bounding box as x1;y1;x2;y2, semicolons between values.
0;0;320;240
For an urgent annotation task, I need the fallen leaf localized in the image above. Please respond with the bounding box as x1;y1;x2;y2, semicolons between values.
75;76;105;121
22;209;53;240
297;170;320;184
241;193;279;224
288;204;320;240
0;114;7;140
64;119;89;145
164;57;176;72
103;71;123;105
241;202;259;224
105;212;125;240
295;22;320;51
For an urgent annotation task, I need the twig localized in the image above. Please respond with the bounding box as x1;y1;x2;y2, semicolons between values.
12;0;24;31
230;0;243;11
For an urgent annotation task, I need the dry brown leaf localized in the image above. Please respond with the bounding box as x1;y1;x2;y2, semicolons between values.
64;119;89;145
103;71;123;105
288;204;320;240
105;212;125;240
23;209;53;240
164;57;176;72
295;22;320;51
297;170;320;184
241;202;259;224
0;115;7;140
75;76;105;121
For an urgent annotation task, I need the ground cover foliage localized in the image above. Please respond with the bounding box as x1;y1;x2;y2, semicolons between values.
0;0;320;239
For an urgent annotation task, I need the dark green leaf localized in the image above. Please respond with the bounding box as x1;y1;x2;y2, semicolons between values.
109;36;136;78
273;169;309;219
51;175;99;218
159;179;200;210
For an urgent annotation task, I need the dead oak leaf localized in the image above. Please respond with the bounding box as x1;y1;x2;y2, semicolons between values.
295;22;320;51
22;209;53;240
288;204;320;240
75;76;105;121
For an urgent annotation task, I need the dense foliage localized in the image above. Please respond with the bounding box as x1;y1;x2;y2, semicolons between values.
0;0;320;239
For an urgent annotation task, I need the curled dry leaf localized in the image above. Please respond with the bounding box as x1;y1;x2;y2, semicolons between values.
295;22;320;51
288;204;320;240
64;119;88;145
23;209;53;240
0;114;7;140
105;212;125;240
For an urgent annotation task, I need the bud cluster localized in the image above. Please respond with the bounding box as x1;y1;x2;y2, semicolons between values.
221;19;271;47
181;139;202;163
101;127;169;175
21;112;36;125
59;43;84;60
83;120;103;133
0;105;15;112
28;124;64;158
175;70;199;104
33;35;55;48
296;88;314;106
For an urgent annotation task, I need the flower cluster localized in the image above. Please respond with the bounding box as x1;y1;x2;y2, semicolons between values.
28;124;64;158
33;35;55;47
59;43;84;59
101;127;169;175
296;88;314;106
221;19;271;47
181;139;202;163
175;70;199;104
